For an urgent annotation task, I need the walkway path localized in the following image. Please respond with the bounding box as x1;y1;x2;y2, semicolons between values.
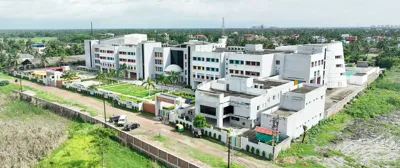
11;79;279;168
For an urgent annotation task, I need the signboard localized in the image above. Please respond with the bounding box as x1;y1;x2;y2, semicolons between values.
157;96;175;104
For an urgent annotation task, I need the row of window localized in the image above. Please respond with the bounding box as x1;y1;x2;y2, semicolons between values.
229;60;245;65
119;51;135;55
119;59;136;63
192;74;219;80
100;56;114;61
155;67;163;72
311;60;324;67
155;60;163;65
193;57;205;61
206;58;219;63
229;69;244;75
193;66;204;70
102;63;115;68
245;61;260;66
100;50;114;54
314;70;321;76
206;67;219;72
246;71;260;76
155;52;163;57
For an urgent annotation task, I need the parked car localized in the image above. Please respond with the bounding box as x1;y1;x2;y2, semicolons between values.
123;122;140;131
192;128;202;138
108;115;120;123
116;115;127;127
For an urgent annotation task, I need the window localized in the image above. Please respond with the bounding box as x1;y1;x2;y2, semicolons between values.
185;54;187;59
241;61;244;64
273;95;276;100
314;71;317;76
230;69;234;73
336;64;343;67
246;61;251;65
216;59;219;62
321;60;324;65
206;58;210;62
230;60;234;64
335;55;341;59
255;85;258;88
185;70;187;75
340;73;344;76
185;62;187;67
311;62;314;67
318;60;321;65
231;117;240;121
276;60;280;65
206;67;210;71
193;57;197;61
257;106;260;110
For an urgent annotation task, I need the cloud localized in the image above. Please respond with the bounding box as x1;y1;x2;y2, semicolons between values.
0;0;399;28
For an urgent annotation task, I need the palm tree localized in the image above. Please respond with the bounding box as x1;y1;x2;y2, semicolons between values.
169;71;180;92
59;54;67;66
39;54;49;69
118;63;128;80
155;74;169;92
62;70;77;81
6;51;20;71
141;77;156;97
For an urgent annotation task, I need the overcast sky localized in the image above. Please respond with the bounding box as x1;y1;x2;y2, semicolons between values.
0;0;398;29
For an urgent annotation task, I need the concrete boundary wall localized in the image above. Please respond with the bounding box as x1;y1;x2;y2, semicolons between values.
13;90;200;168
325;73;379;118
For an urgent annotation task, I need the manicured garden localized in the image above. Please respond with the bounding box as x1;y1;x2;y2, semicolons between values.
99;83;165;99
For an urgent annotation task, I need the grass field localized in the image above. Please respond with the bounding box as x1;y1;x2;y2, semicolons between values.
2;37;57;43
0;83;165;168
37;123;166;168
100;83;164;99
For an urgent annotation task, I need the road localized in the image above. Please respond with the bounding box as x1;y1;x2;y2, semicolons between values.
13;79;279;168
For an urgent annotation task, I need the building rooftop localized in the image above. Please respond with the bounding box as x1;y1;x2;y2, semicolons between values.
254;126;278;136
291;85;318;94
208;88;258;99
271;108;296;117
254;79;288;89
213;48;290;55
231;75;251;79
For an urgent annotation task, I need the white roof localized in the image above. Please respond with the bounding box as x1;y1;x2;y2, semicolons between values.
164;64;183;73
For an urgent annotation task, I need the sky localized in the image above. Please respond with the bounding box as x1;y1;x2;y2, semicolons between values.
0;0;398;29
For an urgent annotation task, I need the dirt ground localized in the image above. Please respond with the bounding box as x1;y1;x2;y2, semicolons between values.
13;79;279;168
309;111;400;168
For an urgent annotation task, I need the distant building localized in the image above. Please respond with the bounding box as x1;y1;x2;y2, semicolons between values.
344;36;358;42
31;43;46;54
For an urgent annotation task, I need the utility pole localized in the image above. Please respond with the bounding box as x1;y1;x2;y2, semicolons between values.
271;115;280;160
227;136;231;168
102;92;106;168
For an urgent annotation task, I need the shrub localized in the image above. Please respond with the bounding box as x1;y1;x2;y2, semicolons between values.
246;145;250;152
251;147;255;153
262;151;266;158
193;114;207;128
256;149;260;155
218;135;221;141
213;133;216;139
0;80;9;86
269;153;273;161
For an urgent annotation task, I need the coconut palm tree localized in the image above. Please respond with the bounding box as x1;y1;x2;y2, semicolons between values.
59;54;67;66
155;73;169;92
169;71;180;92
6;51;20;71
39;53;49;69
141;77;156;97
118;63;128;80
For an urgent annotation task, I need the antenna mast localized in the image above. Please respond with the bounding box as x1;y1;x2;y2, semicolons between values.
222;17;225;37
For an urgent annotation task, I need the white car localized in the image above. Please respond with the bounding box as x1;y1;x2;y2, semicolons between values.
116;115;127;127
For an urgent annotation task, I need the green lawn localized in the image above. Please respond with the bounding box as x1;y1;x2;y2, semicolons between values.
37;123;165;168
2;37;57;43
100;83;164;99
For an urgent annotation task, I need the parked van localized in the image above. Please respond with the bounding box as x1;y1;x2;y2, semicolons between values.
117;115;127;127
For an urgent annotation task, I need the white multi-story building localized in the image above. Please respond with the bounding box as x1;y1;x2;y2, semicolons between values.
195;75;294;128
261;83;326;138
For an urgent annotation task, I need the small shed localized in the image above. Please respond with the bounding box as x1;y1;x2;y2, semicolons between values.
254;126;279;143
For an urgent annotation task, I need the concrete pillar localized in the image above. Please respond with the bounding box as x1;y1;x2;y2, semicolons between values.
216;105;224;128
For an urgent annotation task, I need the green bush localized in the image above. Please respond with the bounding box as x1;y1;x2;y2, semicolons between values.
0;80;9;86
213;133;216;139
251;146;255;153
262;151;266;158
246;145;250;152
269;153;273;160
256;149;260;155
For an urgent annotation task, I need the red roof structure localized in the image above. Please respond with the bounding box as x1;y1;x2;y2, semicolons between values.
244;34;256;37
254;126;278;136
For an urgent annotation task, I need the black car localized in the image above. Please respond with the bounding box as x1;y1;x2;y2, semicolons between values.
123;123;140;131
108;115;120;123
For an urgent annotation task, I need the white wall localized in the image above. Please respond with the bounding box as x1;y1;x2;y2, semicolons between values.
325;42;347;88
84;40;99;68
124;34;148;45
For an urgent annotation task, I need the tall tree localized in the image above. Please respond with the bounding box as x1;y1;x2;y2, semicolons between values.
169;71;180;92
118;63;128;80
141;77;156;97
39;54;49;68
